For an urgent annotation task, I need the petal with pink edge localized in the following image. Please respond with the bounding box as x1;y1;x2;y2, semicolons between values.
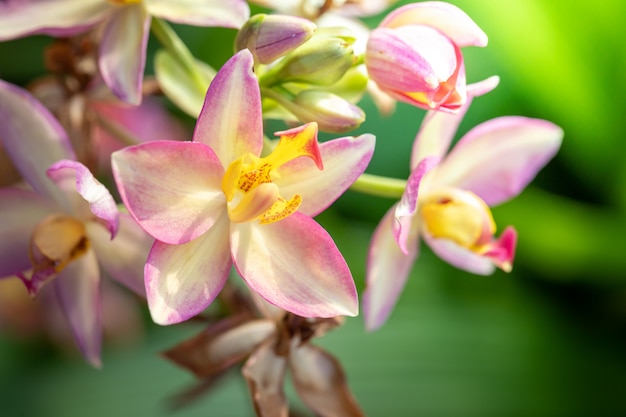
231;213;358;318
432;117;563;206
112;141;226;244
145;213;231;325
53;249;102;368
0;0;111;40
394;155;440;253
86;213;152;297
0;80;74;208
363;205;420;331
99;4;151;105
0;189;58;277
274;133;375;217
242;339;288;417
47;160;119;238
379;2;488;47
192;49;263;165
409;76;499;169
422;231;495;275
290;344;365;417
145;0;249;28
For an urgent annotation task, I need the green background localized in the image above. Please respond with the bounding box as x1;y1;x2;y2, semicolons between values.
1;0;625;416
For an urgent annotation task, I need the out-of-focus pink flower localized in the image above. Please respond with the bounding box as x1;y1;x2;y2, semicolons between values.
0;79;151;366
365;1;488;112
363;77;563;330
0;0;250;104
112;49;375;325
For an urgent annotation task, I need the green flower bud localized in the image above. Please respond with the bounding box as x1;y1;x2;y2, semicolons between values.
289;90;365;133
264;27;358;87
235;14;317;65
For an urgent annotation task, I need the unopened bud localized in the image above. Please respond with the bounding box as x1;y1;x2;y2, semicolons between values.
235;14;317;64
267;27;357;86
291;90;365;133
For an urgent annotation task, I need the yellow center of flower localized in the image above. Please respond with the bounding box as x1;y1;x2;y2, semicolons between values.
29;213;90;276
221;123;322;224
420;188;496;251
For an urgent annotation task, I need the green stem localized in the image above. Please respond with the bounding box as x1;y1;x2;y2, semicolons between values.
150;18;208;93
350;173;407;199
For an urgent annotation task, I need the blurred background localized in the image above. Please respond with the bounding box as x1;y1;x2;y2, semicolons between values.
1;0;625;416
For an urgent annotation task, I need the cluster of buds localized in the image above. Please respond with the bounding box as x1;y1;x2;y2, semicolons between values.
236;13;368;133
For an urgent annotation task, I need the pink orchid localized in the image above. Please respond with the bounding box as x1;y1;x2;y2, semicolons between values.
0;79;151;366
112;49;375;325
363;77;563;330
0;0;250;105
365;1;488;112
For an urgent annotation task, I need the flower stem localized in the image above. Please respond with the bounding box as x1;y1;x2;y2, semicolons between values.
350;173;406;199
150;18;209;93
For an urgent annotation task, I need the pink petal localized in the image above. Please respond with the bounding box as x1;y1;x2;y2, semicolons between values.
0;0;111;40
289;344;365;417
366;25;457;94
145;0;249;28
112;141;226;244
0;188;58;277
394;155;440;253
47;160;119;238
53;249;102;367
145;213;232;325
86;213;152;297
484;226;517;272
0;79;74;207
192;49;263;165
231;213;358;318
242;339;289;417
273;133;375;217
432;117;563;206
379;1;488;47
163;318;276;378
99;5;151;105
409;76;499;170
422;231;495;275
363;205;419;331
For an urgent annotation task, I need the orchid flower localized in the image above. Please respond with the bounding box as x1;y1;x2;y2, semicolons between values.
365;1;488;112
112;49;375;325
363;77;564;331
163;288;365;417
0;79;152;366
0;0;250;105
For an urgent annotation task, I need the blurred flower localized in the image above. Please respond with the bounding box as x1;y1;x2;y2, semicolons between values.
32;36;188;177
163;288;365;417
0;277;145;357
365;1;488;112
363;77;563;330
112;50;375;325
0;80;151;366
0;0;250;104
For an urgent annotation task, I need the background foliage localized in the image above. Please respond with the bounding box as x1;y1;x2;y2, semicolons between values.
1;0;625;416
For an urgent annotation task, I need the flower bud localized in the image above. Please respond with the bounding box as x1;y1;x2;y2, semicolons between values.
266;27;357;87
290;90;365;133
235;14;317;64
